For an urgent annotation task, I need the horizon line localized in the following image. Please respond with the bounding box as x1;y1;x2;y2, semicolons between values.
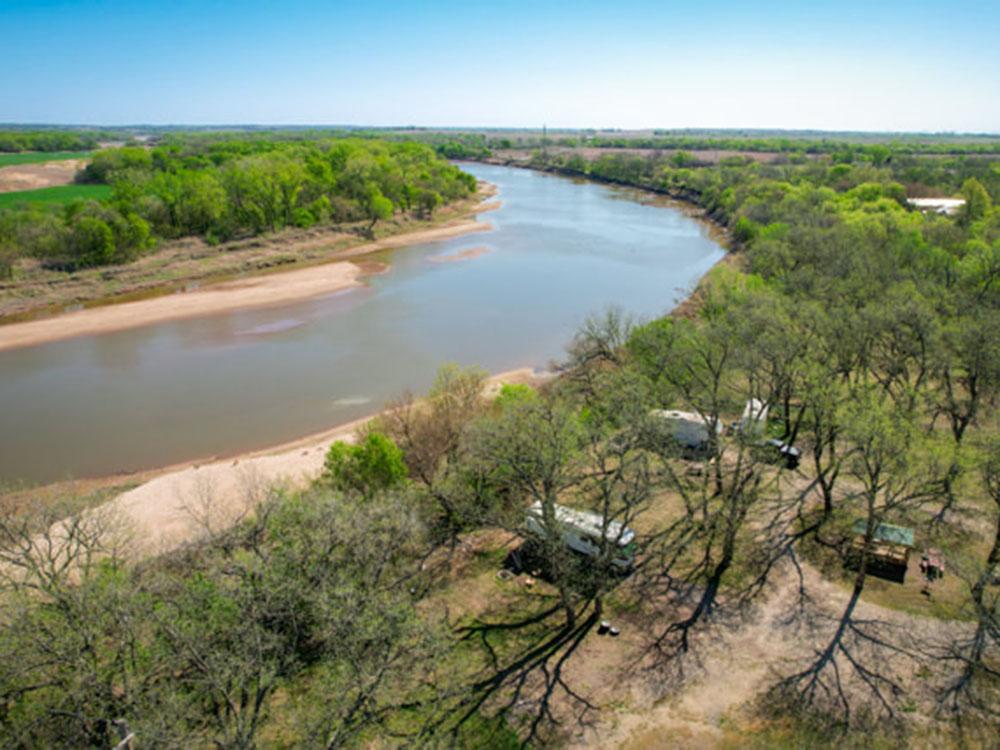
2;123;1000;138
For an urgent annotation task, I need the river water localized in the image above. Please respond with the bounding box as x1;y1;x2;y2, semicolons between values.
0;163;725;484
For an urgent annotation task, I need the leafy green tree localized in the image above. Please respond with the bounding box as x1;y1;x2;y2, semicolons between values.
81;146;153;183
670;150;696;168
365;189;394;236
147;170;226;236
416;188;443;217
731;215;760;244
68;215;115;267
493;383;538;411
867;144;891;166
108;210;154;262
960;177;992;225
324;432;408;497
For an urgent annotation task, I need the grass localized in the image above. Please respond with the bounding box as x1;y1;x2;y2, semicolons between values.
0;151;92;167
0;183;112;209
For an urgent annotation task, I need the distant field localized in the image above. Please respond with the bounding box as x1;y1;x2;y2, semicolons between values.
0;151;92;167
0;183;112;209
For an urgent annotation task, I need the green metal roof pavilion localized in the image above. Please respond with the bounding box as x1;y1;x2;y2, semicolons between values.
852;520;915;547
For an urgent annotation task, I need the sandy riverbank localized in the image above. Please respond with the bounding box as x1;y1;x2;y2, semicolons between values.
0;261;363;351
0;218;494;352
67;367;545;559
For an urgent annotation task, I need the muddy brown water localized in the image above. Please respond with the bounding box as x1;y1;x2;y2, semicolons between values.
0;164;725;484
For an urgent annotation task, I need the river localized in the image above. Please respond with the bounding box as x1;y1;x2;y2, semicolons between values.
0;163;725;484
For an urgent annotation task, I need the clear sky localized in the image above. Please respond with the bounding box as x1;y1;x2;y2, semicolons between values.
2;0;998;132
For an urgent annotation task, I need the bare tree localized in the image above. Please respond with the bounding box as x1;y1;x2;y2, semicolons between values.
931;310;1000;521
435;374;668;744
776;391;945;722
560;306;636;401
938;437;1000;715
374;363;489;545
0;500;151;748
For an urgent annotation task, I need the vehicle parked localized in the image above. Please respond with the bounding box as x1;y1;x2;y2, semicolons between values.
738;398;769;435
753;438;801;469
649;408;722;455
524;501;637;571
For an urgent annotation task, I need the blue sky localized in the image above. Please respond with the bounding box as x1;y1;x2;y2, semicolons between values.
1;0;998;132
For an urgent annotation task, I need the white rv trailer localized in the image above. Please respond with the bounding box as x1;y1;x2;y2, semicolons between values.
524;501;637;571
907;197;965;216
738;398;769;435
649;409;722;452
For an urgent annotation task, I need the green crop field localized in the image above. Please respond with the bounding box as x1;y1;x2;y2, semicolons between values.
0;183;112;209
0;151;92;167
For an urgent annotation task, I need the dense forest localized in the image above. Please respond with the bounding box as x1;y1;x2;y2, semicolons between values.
553;133;1000;156
0;137;475;276
520;143;999;202
389;129;1000;158
1;136;999;746
0;130;104;153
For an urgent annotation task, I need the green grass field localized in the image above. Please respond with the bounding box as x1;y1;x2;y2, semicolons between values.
0;151;92;167
0;184;112;209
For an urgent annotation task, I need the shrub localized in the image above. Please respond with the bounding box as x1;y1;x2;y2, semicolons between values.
323;432;408;496
68;216;115;267
732;215;760;245
494;383;538;411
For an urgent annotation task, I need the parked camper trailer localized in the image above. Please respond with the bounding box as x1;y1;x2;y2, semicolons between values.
739;398;769;435
524;501;637;571
649;409;722;454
